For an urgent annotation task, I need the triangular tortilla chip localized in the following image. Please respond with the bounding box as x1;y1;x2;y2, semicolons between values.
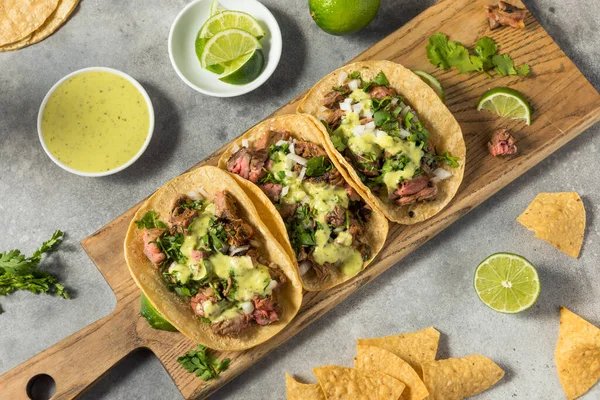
313;366;405;400
355;345;429;400
555;307;600;399
357;327;440;376
286;373;325;400
517;192;585;258
421;354;504;400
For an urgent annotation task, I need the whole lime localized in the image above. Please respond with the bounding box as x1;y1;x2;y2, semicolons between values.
309;0;380;36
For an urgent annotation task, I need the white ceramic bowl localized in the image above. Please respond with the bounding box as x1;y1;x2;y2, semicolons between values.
168;0;282;97
38;67;155;177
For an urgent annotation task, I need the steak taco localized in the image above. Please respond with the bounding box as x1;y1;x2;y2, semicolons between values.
124;166;302;351
218;114;388;291
297;61;465;224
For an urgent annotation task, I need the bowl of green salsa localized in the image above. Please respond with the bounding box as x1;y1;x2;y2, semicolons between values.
38;67;155;177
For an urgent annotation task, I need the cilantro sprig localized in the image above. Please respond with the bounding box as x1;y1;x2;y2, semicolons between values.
177;345;230;381
426;33;530;77
0;230;69;312
135;211;167;229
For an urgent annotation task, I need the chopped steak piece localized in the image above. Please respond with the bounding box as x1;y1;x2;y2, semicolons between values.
323;87;349;109
190;287;218;317
212;313;252;336
326;205;346;228
488;128;517;156
345;183;362;202
394;182;438;206
323;108;345;131
305;168;345;187
223;219;254;247
279;202;299;220
259;182;283;203
294;141;326;158
485;1;527;30
254;130;290;150
395;175;431;197
252;296;282;325
368;85;395;100
226;147;268;183
142;228;166;265
170;194;198;233
215;191;238;220
248;149;268;183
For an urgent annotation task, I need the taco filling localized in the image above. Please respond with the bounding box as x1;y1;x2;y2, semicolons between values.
226;130;373;283
135;190;287;336
318;70;459;208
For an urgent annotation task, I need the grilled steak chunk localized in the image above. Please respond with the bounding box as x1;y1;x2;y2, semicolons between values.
252;296;282;325
485;1;527;30
215;191;239;220
212;314;252;336
327;205;346;228
294;141;327;158
323;87;349;109
170;194;198;233
488;128;517;156
368;85;395;100
259;182;283;203
142;228;166;265
223;219;254;247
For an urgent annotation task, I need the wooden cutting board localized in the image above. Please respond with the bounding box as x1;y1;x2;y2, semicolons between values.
3;0;600;398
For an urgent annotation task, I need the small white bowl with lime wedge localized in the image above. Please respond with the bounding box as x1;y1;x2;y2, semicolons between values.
169;0;282;97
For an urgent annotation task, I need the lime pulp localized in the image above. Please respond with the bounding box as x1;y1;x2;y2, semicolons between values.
199;28;261;68
477;87;533;125
199;10;264;40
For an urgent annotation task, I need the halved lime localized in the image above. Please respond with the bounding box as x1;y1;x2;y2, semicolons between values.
477;87;533;125
220;50;265;85
200;28;261;68
199;10;264;40
474;253;540;314
413;70;445;102
210;0;225;16
141;294;178;332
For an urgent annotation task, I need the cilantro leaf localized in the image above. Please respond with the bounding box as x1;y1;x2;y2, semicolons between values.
135;211;167;229
474;36;498;69
372;71;389;86
177;345;230;381
305;156;333;177
426;32;453;69
517;64;531;77
492;54;517;76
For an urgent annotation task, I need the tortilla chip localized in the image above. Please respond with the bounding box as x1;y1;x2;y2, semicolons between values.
355;345;429;400
357;327;440;377
286;373;326;400
297;60;466;224
555;307;600;399
124;166;303;351
313;366;405;400
517;192;585;258
0;0;59;45
0;0;79;52
421;355;504;400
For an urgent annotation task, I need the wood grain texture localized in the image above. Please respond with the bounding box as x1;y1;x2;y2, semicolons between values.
2;0;600;398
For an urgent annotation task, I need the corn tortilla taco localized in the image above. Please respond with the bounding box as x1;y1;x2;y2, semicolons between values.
218;114;388;291
124;166;302;351
297;61;465;224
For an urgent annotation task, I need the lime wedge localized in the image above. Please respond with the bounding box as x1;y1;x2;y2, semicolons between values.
200;28;261;68
141;294;178;332
199;10;264;40
474;253;540;314
210;0;225;15
220;49;265;85
477;87;533;125
413;70;445;102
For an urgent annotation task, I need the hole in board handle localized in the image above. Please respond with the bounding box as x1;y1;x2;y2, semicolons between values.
26;374;56;400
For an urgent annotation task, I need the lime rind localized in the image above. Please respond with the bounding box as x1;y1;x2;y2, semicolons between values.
220;49;265;85
477;87;533;125
210;0;225;16
200;28;261;68
199;10;265;40
474;252;540;314
412;70;445;102
140;294;178;332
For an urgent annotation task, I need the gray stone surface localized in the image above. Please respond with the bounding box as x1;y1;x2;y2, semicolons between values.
0;0;598;398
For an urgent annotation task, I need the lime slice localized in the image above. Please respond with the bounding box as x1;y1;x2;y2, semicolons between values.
210;0;225;16
200;28;261;68
413;70;445;102
140;294;178;332
474;253;540;314
477;87;533;125
220;49;265;85
199;10;264;40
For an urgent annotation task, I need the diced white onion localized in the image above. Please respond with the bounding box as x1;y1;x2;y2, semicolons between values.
241;139;249;148
284;156;293;170
287;153;307;166
300;195;310;204
281;186;289;197
186;191;201;200
337;71;348;86
299;167;307;181
195;303;204;313
365;121;376;131
339;101;351;112
343;97;352;105
231;143;240;153
275;139;289;146
266;279;279;291
241;301;254;314
352;102;363;114
400;106;411;118
398;129;410;139
353;125;366;136
299;261;312;276
289;142;295;155
391;98;399;105
285;170;294;177
229;245;250;256
197;187;208;198
376;130;387;138
431;168;453;183
399;102;407;109
362;110;373;119
348;79;360;91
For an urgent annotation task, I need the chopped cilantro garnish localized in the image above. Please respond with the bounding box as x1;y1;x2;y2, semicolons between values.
259;170;286;185
135;211;167;229
438;152;460;168
305;156;333;177
177;345;230;381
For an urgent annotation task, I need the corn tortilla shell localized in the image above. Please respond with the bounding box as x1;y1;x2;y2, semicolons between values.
517;192;586;258
355;345;429;400
357;327;440;377
421;354;504;400
123;166;303;351
297;60;465;224
0;0;79;52
555;307;600;400
286;373;326;400
313;365;405;400
0;0;58;45
218;113;388;291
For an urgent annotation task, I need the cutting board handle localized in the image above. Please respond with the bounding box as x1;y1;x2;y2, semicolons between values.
0;299;140;400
